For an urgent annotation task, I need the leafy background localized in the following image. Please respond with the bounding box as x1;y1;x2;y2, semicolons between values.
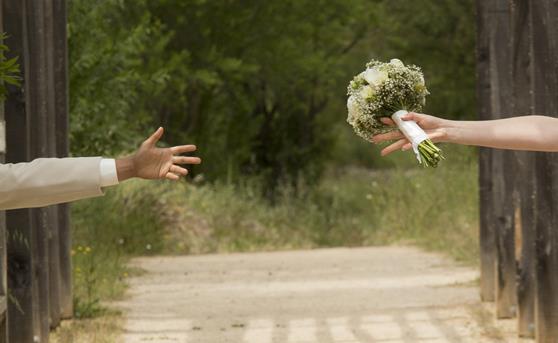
68;0;476;187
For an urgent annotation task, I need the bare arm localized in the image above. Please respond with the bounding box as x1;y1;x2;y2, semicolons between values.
372;113;558;155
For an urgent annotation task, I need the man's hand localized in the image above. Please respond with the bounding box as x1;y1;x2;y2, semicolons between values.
116;127;201;182
371;112;450;156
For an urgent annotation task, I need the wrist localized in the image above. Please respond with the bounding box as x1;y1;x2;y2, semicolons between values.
115;156;137;182
442;119;460;144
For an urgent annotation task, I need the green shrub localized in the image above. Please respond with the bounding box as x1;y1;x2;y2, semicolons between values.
164;145;479;263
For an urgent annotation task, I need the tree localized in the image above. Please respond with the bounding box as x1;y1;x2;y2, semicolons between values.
68;0;476;186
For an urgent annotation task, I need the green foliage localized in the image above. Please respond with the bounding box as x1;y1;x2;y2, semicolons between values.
143;0;381;189
336;0;476;167
0;33;21;102
68;0;476;183
68;0;380;190
161;146;479;264
71;180;165;318
372;0;477;120
68;0;179;156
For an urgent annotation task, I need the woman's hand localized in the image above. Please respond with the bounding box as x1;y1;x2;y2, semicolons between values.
372;112;450;156
116;127;202;182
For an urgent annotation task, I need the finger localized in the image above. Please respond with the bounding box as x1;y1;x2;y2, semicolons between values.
380;117;396;126
170;145;197;154
402;142;412;151
372;130;404;143
145;127;164;146
170;165;189;176
401;112;422;121
173;156;202;165
165;172;180;181
380;139;408;156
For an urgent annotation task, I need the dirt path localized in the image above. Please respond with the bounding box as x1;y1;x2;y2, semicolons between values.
115;247;521;343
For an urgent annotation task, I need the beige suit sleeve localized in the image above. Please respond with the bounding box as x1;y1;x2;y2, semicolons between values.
0;157;105;210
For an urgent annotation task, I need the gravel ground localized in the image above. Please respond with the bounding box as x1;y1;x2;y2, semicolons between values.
115;246;525;343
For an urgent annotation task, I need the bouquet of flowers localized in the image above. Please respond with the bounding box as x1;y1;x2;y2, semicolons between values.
347;59;444;167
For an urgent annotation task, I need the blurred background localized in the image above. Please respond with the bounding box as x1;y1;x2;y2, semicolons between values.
63;0;478;335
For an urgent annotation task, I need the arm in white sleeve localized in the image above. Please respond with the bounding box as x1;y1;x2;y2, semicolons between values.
0;157;107;210
99;158;119;187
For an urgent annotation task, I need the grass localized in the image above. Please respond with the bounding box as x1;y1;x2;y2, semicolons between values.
69;180;166;318
50;313;123;343
164;144;479;264
60;144;479;341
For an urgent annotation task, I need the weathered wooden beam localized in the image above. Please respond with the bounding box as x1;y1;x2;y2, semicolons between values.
44;0;62;329
53;0;72;320
510;0;536;338
0;210;6;343
0;3;8;341
476;0;497;303
530;0;558;340
486;0;517;319
3;0;43;341
532;153;558;342
25;0;52;339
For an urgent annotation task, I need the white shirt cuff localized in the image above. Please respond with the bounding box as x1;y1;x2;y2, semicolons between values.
99;158;119;187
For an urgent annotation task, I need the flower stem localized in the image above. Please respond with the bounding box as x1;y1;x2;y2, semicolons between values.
417;139;444;168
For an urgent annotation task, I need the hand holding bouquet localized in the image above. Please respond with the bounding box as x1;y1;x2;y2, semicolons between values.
347;59;444;167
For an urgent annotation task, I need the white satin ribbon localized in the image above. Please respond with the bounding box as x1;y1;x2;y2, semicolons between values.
391;110;428;163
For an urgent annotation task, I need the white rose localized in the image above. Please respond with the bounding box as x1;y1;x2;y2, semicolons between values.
359;85;375;100
390;59;404;67
347;96;361;123
363;68;388;87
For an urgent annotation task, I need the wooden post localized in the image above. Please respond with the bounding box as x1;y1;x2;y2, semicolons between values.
533;153;558;342
3;0;43;341
53;0;72;320
476;0;497;302
3;0;69;340
510;0;536;337
487;0;517;319
25;0;52;339
0;3;9;341
44;0;62;329
530;0;558;340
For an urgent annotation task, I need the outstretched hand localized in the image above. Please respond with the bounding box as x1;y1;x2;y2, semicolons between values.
372;112;449;156
116;127;202;182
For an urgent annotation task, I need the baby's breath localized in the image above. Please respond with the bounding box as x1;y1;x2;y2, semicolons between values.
347;59;429;142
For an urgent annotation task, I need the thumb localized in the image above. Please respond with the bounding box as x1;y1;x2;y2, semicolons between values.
145;127;164;146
